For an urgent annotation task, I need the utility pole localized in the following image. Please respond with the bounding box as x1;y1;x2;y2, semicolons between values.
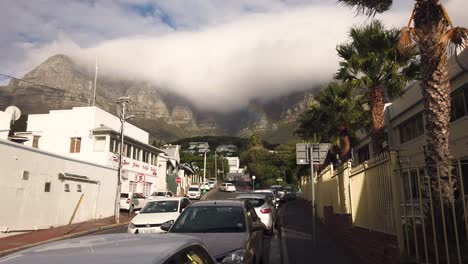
203;150;209;184
214;151;218;181
115;96;134;223
93;56;98;106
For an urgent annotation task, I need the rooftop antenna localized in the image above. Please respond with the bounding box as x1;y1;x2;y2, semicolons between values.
93;56;98;106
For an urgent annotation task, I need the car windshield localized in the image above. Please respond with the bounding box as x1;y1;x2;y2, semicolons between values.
239;198;265;207
171;206;246;233
120;193;129;198
140;201;179;213
189;187;199;191
151;192;166;196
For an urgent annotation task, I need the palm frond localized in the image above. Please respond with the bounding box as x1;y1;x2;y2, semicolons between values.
338;0;392;16
442;27;468;55
398;27;415;54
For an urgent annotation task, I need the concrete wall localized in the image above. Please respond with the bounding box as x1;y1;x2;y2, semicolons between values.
0;111;10;140
0;139;117;231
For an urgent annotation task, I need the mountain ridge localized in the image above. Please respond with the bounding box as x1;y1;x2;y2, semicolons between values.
0;54;318;143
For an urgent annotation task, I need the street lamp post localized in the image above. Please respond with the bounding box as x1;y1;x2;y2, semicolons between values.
252;175;256;191
202;150;210;187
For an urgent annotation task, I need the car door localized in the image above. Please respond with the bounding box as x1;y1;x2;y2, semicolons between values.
245;203;263;263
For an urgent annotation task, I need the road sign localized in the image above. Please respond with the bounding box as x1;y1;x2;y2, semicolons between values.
176;177;181;184
135;173;145;183
296;143;309;165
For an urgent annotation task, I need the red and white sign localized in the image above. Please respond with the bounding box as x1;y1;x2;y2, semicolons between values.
135;173;146;183
176;177;181;184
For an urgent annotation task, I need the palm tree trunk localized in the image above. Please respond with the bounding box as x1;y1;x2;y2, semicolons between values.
338;127;351;162
369;84;386;154
413;0;455;205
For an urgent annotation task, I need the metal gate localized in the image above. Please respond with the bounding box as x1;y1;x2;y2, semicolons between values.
397;160;468;263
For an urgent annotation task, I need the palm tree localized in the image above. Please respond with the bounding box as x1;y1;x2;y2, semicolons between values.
296;82;368;162
336;20;419;154
339;0;467;208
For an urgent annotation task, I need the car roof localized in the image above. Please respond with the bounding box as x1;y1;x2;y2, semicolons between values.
189;185;200;188
0;234;210;264
148;197;187;201
189;199;245;207
236;193;268;199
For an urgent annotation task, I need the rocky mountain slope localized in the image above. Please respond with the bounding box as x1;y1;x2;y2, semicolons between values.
0;54;317;143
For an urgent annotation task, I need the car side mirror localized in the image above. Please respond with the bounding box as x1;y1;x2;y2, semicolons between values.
161;221;174;232
252;222;266;233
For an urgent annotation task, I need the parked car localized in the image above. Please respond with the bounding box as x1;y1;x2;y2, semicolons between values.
219;182;236;192
201;182;211;191
150;190;174;198
0;233;218;264
120;192;149;211
208;178;217;189
186;185;202;200
236;193;277;235
270;185;286;201
128;197;191;234
161;199;266;264
252;189;281;209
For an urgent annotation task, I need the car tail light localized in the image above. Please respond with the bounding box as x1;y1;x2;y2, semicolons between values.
126;198;131;204
260;208;271;214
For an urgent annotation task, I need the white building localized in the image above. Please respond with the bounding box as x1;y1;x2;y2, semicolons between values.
0;110;11;140
226;157;240;173
24;106;168;196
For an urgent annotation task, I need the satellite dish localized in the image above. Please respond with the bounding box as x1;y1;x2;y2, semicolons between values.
5;106;21;121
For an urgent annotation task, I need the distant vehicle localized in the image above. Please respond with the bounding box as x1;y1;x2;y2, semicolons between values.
186;185;202;200
128;197;191;234
208;178;217;189
120;192;148;211
252;189;280;209
284;186;295;200
219;182;236;192
161;199;266;264
201;182;211;191
236;193;277;235
270;185;286;201
150;190;174;198
0;233;218;264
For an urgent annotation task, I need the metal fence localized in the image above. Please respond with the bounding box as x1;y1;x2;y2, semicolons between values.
300;152;468;263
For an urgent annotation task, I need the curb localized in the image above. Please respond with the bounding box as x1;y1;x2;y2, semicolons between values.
280;203;290;264
0;222;129;257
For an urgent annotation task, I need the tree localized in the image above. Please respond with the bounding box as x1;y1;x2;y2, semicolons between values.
336;20;419;154
296;82;368;161
339;0;467;208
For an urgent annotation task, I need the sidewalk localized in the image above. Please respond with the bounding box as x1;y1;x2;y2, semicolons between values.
0;212;135;256
280;199;359;264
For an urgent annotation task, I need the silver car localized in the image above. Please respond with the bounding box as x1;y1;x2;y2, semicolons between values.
0;233;217;264
162;199;266;264
236;193;277;235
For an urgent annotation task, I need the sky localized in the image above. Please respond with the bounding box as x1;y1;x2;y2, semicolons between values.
1;0;467;112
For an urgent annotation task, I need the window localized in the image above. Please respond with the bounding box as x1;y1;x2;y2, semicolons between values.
142;151;149;163
70;137;81;153
77;184;82;192
93;136;106;152
125;144;131;157
109;138;117;153
129;181;136;193
64;184;70;192
21;170;30;180
399;113;424;144
356;145;370;164
133;147;140;160
143;182;152;196
32;136;40;148
450;85;468;121
44;182;51;192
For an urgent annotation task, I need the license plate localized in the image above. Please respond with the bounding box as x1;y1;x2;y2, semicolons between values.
139;228;156;234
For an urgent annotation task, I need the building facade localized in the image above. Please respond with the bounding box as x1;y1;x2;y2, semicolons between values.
25;106;168;196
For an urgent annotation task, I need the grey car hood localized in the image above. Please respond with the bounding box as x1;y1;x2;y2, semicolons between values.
182;232;246;259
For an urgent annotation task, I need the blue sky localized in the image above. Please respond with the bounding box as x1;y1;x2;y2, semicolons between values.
0;0;466;111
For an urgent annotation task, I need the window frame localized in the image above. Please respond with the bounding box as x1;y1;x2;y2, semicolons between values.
69;137;81;153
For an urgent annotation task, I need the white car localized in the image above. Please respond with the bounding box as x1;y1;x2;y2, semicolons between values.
186;185;202;200
208;178;217;189
128;197;191;234
150;190;174;199
219;183;236;192
201;182;211;191
120;193;148;211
